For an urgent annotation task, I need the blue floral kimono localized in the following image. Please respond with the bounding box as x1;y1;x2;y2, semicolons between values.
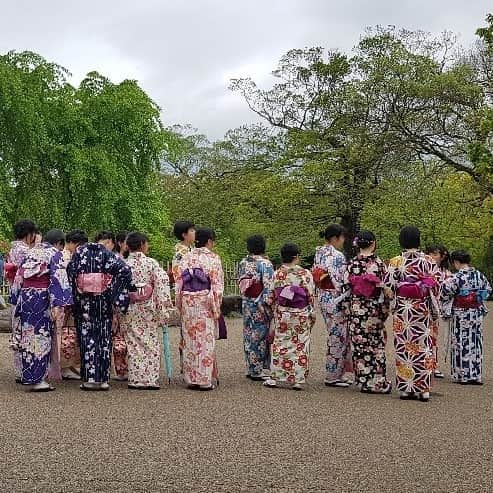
238;255;275;377
12;243;72;385
67;243;132;384
441;268;491;382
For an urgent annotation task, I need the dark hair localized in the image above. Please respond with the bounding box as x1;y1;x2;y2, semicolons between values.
66;230;88;246
450;250;471;265
280;243;300;264
195;228;216;248
354;230;376;250
399;226;421;249
425;244;450;270
115;231;128;252
320;224;347;241
44;229;65;247
95;230;115;244
13;220;37;240
126;232;149;252
174;221;195;241
247;235;266;255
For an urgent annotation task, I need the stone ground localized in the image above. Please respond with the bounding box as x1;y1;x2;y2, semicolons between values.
0;310;492;493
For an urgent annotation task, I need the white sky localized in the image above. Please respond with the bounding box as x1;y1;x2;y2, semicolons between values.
1;0;491;139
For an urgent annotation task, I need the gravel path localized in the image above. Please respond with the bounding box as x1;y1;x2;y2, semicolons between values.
0;311;492;492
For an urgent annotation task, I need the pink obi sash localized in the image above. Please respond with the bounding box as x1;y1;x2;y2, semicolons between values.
76;273;112;295
129;283;154;303
397;276;437;299
275;285;309;309
349;273;381;298
23;274;50;289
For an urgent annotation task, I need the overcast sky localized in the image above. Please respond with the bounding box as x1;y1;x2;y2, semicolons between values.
1;1;491;139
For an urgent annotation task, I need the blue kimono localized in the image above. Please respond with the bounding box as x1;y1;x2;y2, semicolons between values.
67;243;132;384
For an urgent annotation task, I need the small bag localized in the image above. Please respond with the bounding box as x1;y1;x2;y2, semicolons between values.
312;267;334;290
76;273;113;295
129;282;154;303
218;314;228;339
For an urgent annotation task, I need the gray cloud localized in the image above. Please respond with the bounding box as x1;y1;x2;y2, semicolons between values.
1;1;491;139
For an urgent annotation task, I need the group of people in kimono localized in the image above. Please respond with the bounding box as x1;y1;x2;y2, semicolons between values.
3;218;491;400
240;224;491;402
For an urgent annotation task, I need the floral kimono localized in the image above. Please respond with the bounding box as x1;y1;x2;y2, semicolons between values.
12;243;72;385
67;244;132;384
268;265;315;385
7;240;30;379
441;268;491;383
121;252;171;388
175;247;223;388
313;245;352;383
343;254;391;392
384;251;440;395
238;255;275;378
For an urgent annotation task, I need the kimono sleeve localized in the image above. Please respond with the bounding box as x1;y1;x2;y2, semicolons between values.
107;253;132;314
304;270;316;310
209;254;224;319
260;260;275;306
49;250;73;308
479;272;492;303
151;260;171;325
440;274;459;318
331;252;347;292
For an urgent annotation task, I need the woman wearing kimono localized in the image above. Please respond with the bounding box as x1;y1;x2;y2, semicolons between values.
313;224;353;387
67;242;132;391
263;243;315;391
12;237;72;391
441;250;491;385
238;235;274;381
7;220;38;383
121;232;171;390
343;231;392;394
175;228;223;391
384;226;440;402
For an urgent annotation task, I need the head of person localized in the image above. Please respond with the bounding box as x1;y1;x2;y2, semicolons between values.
354;230;376;253
399;226;421;250
246;235;266;256
115;231;128;254
126;232;149;255
174;221;196;246
195;228;216;250
425;244;450;270
95;230;115;251
320;224;346;250
65;230;88;254
450;250;471;271
280;243;300;265
13;220;38;246
43;229;65;251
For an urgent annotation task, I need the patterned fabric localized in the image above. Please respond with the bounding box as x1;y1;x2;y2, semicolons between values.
268;265;315;384
430;268;452;363
121;252;171;387
67;243;132;384
112;252;128;378
175;247;223;387
313;245;352;382
343;254;391;391
441;268;491;382
7;240;31;378
12;243;72;384
238;255;275;377
384;251;440;394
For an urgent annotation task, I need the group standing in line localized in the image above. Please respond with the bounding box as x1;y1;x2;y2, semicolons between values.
2;219;491;400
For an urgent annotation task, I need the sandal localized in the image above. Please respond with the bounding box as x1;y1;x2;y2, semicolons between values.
325;380;350;388
434;370;445;379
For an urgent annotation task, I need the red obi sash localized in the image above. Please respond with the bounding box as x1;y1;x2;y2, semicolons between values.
454;292;480;309
349;273;380;298
397;276;437;299
76;273;112;295
312;267;335;290
239;276;263;298
23;275;50;289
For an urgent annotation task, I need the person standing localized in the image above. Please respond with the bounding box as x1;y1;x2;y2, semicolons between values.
238;235;274;381
67;240;132;391
384;226;440;402
441;250;491;385
313;224;353;387
175;228;223;391
343;231;392;394
263;243;315;391
12;231;72;391
121;232;171;390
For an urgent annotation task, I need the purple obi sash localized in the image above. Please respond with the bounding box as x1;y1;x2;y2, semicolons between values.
349;273;381;298
275;285;309;309
182;267;211;292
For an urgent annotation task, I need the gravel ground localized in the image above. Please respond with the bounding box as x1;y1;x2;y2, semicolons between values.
0;310;492;493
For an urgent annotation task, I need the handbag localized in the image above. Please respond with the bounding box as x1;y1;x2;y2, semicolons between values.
218;314;227;340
